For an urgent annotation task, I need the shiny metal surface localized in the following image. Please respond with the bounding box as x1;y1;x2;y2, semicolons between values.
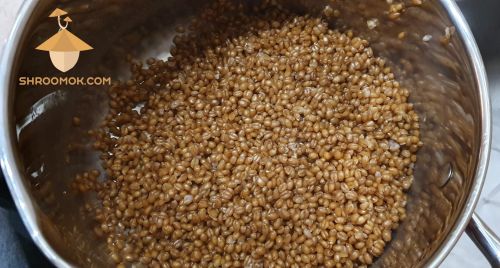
0;0;493;267
467;213;500;267
446;0;500;266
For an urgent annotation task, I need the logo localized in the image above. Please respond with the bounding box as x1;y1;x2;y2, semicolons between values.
19;8;110;86
36;8;93;73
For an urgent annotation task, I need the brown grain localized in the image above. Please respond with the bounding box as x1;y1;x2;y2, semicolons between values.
75;1;421;267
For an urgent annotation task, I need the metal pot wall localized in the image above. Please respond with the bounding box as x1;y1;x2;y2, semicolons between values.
0;0;498;267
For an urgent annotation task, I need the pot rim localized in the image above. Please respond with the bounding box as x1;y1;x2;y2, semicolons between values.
423;0;491;266
0;0;491;267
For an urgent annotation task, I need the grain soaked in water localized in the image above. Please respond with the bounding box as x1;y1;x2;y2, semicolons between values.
73;1;422;267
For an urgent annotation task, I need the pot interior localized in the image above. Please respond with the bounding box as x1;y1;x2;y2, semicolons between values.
9;0;483;266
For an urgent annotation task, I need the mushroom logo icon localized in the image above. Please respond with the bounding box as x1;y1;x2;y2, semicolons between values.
36;8;93;73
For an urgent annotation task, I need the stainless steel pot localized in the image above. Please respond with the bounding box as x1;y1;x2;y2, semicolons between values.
0;0;499;267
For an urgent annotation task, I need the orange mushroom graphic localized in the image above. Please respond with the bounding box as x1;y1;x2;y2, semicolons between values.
36;8;93;72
